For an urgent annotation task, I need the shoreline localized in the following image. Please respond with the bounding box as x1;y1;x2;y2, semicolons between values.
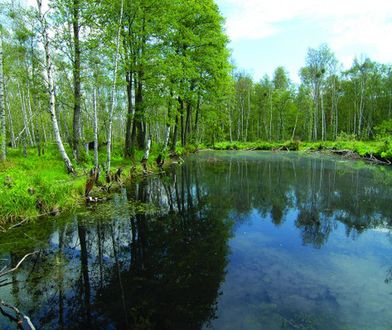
1;140;391;225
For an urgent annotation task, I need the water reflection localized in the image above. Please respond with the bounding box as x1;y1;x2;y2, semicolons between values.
191;152;392;247
1;151;392;329
0;166;232;329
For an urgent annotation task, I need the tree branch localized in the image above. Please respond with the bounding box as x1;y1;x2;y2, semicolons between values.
0;251;39;277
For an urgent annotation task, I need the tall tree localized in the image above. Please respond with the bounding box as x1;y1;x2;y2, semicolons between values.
72;0;82;160
36;0;75;173
106;0;123;172
301;44;337;141
0;33;5;161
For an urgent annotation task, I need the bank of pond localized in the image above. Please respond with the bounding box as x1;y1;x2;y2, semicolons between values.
1;151;392;329
1;140;391;224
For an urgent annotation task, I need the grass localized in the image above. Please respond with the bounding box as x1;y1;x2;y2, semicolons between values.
0;143;166;224
211;139;392;162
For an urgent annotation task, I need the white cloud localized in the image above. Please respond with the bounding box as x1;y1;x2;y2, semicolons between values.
218;0;392;65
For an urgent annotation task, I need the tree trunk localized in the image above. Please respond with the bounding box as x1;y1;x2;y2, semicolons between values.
180;102;185;146
134;71;145;149
245;88;251;141
18;84;33;146
184;101;192;145
37;0;75;174
124;70;133;157
106;0;124;172
0;38;5;161
358;79;365;138
5;91;15;148
141;135;151;175
269;89;273;141
194;92;201;140
171;114;179;153
162;98;172;152
26;87;36;145
72;0;82;161
93;87;99;169
321;90;326;141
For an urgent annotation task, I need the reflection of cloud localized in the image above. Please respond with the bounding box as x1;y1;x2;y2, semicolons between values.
218;0;392;64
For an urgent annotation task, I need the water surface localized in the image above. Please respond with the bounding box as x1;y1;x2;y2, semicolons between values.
1;151;392;329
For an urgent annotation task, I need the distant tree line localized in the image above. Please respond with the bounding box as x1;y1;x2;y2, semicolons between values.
226;44;392;144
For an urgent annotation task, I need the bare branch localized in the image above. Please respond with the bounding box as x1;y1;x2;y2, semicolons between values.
0;251;39;277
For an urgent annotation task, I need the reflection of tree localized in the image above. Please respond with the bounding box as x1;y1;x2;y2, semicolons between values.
91;170;231;329
295;210;333;248
0;164;232;329
192;152;392;248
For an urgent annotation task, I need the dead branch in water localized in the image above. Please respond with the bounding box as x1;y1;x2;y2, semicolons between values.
0;251;38;277
0;299;36;329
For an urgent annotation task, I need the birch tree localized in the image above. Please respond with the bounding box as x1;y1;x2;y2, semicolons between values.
106;0;123;173
37;0;75;173
0;35;6;161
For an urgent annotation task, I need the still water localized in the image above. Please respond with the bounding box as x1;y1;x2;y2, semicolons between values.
1;151;392;329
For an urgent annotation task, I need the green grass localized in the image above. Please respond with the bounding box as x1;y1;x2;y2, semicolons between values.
211;139;392;162
0;143;166;224
0;147;83;223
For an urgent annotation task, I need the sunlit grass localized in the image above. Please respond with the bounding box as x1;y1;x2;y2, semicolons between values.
212;139;392;162
0;143;164;223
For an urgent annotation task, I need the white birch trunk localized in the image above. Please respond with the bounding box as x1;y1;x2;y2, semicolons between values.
163;125;170;151
18;84;33;146
358;79;365;137
37;0;74;173
0;38;6;161
143;135;151;162
321;90;326;141
5;93;15;148
269;89;273;141
26;87;36;145
106;0;124;172
93;88;99;169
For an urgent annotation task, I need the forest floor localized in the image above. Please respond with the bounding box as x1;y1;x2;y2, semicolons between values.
0;140;391;226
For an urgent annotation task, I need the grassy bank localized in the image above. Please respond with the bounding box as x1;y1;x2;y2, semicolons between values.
0;144;167;225
211;140;392;163
1;139;391;225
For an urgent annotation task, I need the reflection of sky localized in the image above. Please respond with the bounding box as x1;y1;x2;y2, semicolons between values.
211;206;392;329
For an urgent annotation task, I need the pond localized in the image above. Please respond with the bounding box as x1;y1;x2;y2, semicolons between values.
1;151;392;329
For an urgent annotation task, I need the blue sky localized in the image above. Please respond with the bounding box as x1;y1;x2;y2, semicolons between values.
215;0;392;83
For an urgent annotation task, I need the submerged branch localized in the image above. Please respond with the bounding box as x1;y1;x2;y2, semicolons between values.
0;299;36;330
0;251;38;277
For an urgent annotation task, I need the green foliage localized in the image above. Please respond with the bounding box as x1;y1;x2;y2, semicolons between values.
374;119;392;138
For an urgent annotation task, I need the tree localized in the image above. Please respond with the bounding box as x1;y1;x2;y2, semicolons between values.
0;32;5;161
36;0;75;173
300;44;337;141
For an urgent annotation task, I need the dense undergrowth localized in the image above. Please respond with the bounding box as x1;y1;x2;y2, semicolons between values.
1;139;391;224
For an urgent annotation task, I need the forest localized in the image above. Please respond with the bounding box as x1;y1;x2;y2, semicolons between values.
2;1;392;329
0;0;392;221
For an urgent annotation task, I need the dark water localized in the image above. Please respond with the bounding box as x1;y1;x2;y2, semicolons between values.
1;151;392;329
